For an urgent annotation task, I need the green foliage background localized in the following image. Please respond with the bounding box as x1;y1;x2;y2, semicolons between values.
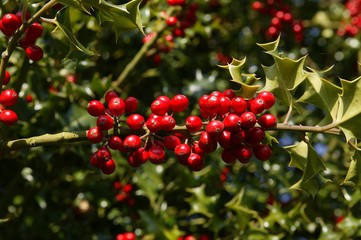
1;0;361;239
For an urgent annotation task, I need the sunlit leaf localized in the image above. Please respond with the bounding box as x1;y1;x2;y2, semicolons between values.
343;149;361;187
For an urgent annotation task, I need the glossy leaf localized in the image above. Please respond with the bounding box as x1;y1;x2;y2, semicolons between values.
343;149;361;187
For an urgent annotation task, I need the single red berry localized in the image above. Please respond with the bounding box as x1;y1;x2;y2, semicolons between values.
2;13;21;33
146;114;162;133
163;135;181;151
257;91;275;109
166;16;178;26
253;144;272;161
174;143;191;165
185;115;203;132
206;95;220;116
223;113;241;132
231;96;247;114
87;100;105;117
126;114;145;130
108;97;125;116
87;126;104;143
246;127;265;146
160;115;176;131
90;152;103;168
221;148;237;164
188;153;203;171
252;1;264;11
108;135;123;150
171;94;189;112
206;120;224;136
198;94;209;111
129;147;149;166
25;45;43;61
151;98;171;116
96;114;114;130
1;89;18;106
223;89;236;100
0;109;18;125
198;131;218;153
101;159;116;174
192;143;206;158
3;71;10;85
148;145;166;164
235;145;253;163
217;130;233;148
124;96;138;113
230;129;246;146
123;135;142;152
218;96;231;115
0;19;14;36
24;22;43;41
96;146;112;162
105;90;119;103
240;111;257;129
25;94;33;103
258;113;277;128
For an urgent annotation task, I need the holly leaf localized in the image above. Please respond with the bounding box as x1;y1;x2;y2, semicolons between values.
343;149;361;188
285;141;329;197
185;184;218;218
336;77;361;141
57;0;144;38
219;57;260;98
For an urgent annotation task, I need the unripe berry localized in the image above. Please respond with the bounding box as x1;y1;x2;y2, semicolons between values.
185;115;203;132
87;100;105;117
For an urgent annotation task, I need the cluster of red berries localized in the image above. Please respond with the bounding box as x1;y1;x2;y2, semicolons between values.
115;232;136;240
0;74;18;125
251;0;304;42
0;12;44;61
114;182;135;206
143;1;198;64
337;0;361;37
86;87;276;174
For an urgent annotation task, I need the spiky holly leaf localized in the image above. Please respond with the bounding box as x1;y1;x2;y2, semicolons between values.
297;69;342;120
185;184;218;218
343;149;361;187
336;77;361;141
285;140;329;197
219;57;261;99
58;0;144;38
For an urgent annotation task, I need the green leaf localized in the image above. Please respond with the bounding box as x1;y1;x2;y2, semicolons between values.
185;184;218;218
219;57;260;98
53;8;95;56
58;0;144;37
343;149;361;187
285;141;329;197
336;77;361;141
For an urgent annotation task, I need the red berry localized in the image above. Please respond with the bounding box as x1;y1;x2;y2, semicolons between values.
105;90;119;103
124;96;138;113
108;97;125;116
108;135;123;150
192;142;206;158
101;159;116;174
160;115;176;131
230;129;246;146
206;120;224;136
231;96;247;114
148;145;166;164
253;144;272;161
126;114;145;130
96;146;112;162
217;130;233;149
0;109;18;125
0;19;14;36
240;111;257;129
90;152;103;168
2;13;21;33
246;127;265;146
1;89;18;106
24;22;43;41
206;95;220;116
174;143;191;165
223;89;236;100
221;148;237;164
25;45;43;61
235;145;253;163
87;126;104;143
163;135;181;151
128;147;149;166
223;113;241;132
123;135;142;151
185;115;203;132
166;16;178;26
198;94;209;111
219;96;231;115
188;153;203;171
257;91;275;109
258;113;277;128
87;100;105;117
198;131;218;153
171;94;189;112
3;71;10;85
151;98;171;116
146;114;162;133
96;114;114;130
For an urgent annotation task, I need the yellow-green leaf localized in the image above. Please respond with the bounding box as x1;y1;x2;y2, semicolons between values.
343;149;361;187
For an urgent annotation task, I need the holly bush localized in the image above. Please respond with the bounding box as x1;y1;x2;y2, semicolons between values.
1;0;361;239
